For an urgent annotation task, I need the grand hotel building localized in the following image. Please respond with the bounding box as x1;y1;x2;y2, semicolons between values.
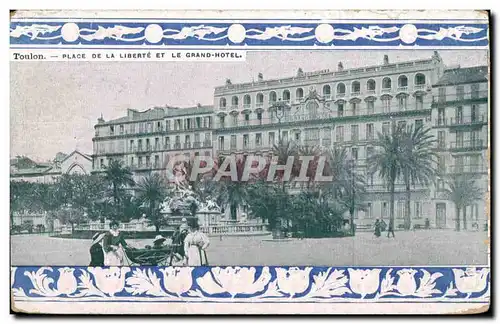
92;52;489;230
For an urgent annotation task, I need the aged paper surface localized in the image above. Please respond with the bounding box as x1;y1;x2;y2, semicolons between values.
10;9;490;314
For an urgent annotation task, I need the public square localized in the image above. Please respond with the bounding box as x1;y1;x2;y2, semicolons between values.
11;229;488;266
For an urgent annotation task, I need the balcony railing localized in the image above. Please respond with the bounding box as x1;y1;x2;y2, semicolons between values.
203;140;212;147
449;115;486;126
164;144;171;150
450;139;485;150
397;86;408;92
193;141;201;148
366;89;376;95
324;94;332;100
243;104;251;109
336;92;346;98
322;138;332;147
381;87;392;94
366;183;427;192
174;143;181;149
255;102;264;108
414;84;426;91
351;91;361;97
230;105;238;110
448;164;486;174
184;143;192;149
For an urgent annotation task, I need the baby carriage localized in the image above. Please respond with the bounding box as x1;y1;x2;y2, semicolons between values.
125;245;178;266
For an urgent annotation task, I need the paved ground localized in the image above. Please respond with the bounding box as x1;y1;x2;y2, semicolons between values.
11;230;488;266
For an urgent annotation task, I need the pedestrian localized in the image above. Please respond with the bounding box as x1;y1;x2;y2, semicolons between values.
374;219;381;238
89;232;106;266
387;222;396;238
170;223;189;265
102;220;130;266
184;222;210;266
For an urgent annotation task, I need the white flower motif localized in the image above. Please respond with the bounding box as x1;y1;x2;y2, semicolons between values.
395;269;418;295
197;266;271;297
348;268;382;298
56;267;77;295
452;268;489;297
88;267;130;296
275;267;312;297
159;267;194;295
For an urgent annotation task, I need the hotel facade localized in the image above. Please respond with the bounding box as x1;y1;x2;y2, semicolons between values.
92;52;489;230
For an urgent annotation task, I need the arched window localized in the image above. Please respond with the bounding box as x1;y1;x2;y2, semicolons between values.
296;88;304;100
351;81;361;94
243;94;251;106
367;79;376;91
269;91;277;103
283;90;291;101
398;75;408;87
219;97;227;108
415;73;426;85
231;96;239;107
337;83;346;94
256;93;264;106
307;101;319;119
323;85;331;98
382;77;392;90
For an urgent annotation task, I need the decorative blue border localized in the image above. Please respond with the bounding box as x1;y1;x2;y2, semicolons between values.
10;20;489;48
11;266;490;303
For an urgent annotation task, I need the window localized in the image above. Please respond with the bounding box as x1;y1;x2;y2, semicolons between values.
470;154;480;168
269;91;277;103
351;81;360;94
455;156;464;172
398;75;408;88
415;73;426;85
366;123;374;140
416;95;424;110
219;97;227;108
130;140;134;151
269;132;275;146
367;79;376;91
256;93;264;105
415;202;422;219
335;126;344;143
382;202;388;219
138;157;143;167
139;123;144;133
472;204;479;221
415;119;423;130
456;132;464;148
130;123;136;134
471;105;478;122
397;201;405;219
437;131;445;148
231;114;238;126
282;131;289;142
119;125;124;134
146;139;150;150
323;85;331;98
337;83;346;94
366;203;373;219
438;87;446;102
382;122;390;135
146;156;151;167
351;147;359;161
398;95;407;111
382;97;391;113
351;102;358;116
165;137;170;149
436;178;444;191
219;116;225;127
456;85;465;101
244;113;250;123
282;90;290;102
138;139;143;150
438;108;446;125
244;94;252;106
218;136;225;150
438;155;446;173
471;84;480;99
338;103;344;117
130;157;134;167
382;77;392;90
110;125;115;135
256;133;262;147
398;121;407;130
155;137;160;150
231;96;239;107
367;101;374;114
456;106;463;124
154;155;159;168
295;132;301;141
109;142;115;153
366;146;374;159
351;125;359;142
257;112;262;124
205;133;211;145
230;135;237;149
307;101;319;119
243;134;249;148
100;159;104;169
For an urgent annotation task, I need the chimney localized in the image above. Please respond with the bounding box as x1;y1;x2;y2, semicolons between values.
338;62;344;71
297;68;304;77
383;55;389;65
97;113;105;124
257;73;263;81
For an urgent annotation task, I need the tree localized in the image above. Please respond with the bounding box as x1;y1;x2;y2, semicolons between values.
246;181;287;231
136;173;168;233
104;160;135;219
443;175;483;231
368;123;406;237
216;155;250;221
400;125;438;230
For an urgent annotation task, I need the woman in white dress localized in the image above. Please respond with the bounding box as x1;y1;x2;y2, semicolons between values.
102;220;129;266
184;223;210;266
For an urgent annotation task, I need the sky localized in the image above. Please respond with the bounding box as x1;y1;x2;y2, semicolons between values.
10;50;488;162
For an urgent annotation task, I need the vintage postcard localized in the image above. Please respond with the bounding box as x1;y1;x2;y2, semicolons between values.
10;10;490;314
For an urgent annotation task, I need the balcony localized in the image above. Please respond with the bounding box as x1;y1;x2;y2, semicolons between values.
174;143;181;149
324;94;332;100
351;91;361;97
366;183;427;192
414;84;426;91
449;115;487;127
366;89;376;95
203;140;212;147
336;92;346;99
243;104;251;109
448;164;486;174
164;144;171;150
397;86;408;92
450;139;486;151
193;141;201;148
184;143;192;149
255;102;264;108
322;138;332;147
230;105;238;110
219;105;227;110
381;88;392;94
295;97;303;104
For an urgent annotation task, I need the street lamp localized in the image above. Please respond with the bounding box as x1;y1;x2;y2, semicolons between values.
271;98;289;144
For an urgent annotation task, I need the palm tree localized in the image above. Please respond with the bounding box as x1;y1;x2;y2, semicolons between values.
325;147;366;235
443;175;483;231
104;160;135;218
136;173;168;233
216;155;249;221
368;124;405;237
400;125;438;230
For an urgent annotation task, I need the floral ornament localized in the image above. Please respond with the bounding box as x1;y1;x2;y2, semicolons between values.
159;267;194;296
125;268;169;297
197;266;271;297
307;268;352;298
88;267;130;297
452;268;489;297
24;267;77;297
347;268;381;298
11;267;16;288
395;269;418;295
275;267;313;297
